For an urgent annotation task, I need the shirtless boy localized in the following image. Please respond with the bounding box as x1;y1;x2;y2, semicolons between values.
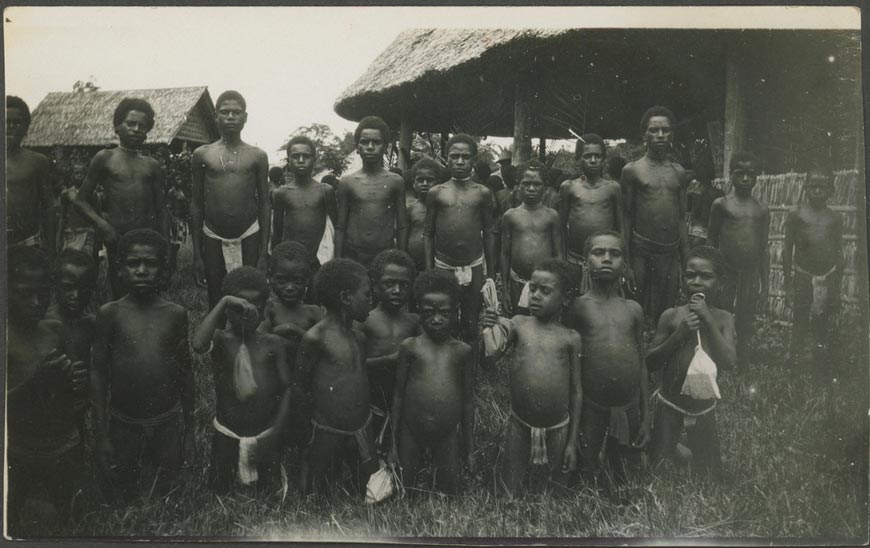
335;116;407;267
296;258;377;494
75;98;168;298
707;151;769;371
501;160;563;314
6;96;56;257
193;267;291;494
685;162;723;249
58;161;100;259
647;246;736;479
622;107;688;324
782;165;843;380
45;249;97;383
390;270;473;494
262;241;323;348
564;232;649;488
191;90;271;307
560;134;624;272
425;134;496;365
92;229;194;500
406;159;441;273
482;259;582;495
7;247;87;533
272;136;337;263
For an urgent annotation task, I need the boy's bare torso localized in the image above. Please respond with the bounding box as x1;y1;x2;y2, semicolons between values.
504;206;559;278
428;180;492;263
197;142;265;237
274;182;332;256
340;169;404;251
625;157;684;242
563;179;619;254
714;196;768;269
96;149;163;235
790;205;843;273
7;149;51;242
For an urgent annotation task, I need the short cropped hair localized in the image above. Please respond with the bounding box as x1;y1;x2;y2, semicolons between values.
270;241;311;272
474;159;492;180
687;245;727;278
354;116;390;144
314;258;368;311
286;135;317;156
117;228;167;263
411;158;443;181
445;133;478;158
55;249;97;289
321;174;339;189
640;106;676;135
113;98;155;130
413;269;460;306
9;246;50;283
222;265;269;298
216;90;247;111
533;258;578;296
517;158;549;182
578;133;606;157
6;96;31;128
269;166;285;181
729;150;761;172
369;249;416;282
583;229;625;258
605;156;627;181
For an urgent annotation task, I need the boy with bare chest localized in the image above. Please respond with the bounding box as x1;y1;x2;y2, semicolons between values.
92;230;194;500
622;107;688;324
425;134;496;366
406;159;441;273
45;249;97;380
560;135;624;269
191;91;271;307
193;267;291;494
335;116;408;267
390;270;473;494
262;242;323;350
707;151;769;371
783;166;843;380
482;259;582;495
272;136;337;262
564;232;649;488
6;96;57;257
75;98;168;298
297;259;378;494
501;160;563;314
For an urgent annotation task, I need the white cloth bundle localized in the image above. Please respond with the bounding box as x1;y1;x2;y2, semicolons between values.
680;330;721;400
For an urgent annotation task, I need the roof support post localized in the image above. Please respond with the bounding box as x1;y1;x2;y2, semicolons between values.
538;137;546;162
723;35;748;184
399;115;412;172
512;79;532;166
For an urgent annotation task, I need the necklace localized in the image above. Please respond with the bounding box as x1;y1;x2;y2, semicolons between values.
119;144;139;153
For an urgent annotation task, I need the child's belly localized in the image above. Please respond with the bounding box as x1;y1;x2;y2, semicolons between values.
719;225;763;268
581;352;641;407
509;357;570;426
402;382;462;439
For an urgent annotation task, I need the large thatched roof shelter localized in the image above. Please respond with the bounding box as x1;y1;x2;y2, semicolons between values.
23;86;219;150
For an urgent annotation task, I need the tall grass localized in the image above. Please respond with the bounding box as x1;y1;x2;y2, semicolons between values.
43;242;870;541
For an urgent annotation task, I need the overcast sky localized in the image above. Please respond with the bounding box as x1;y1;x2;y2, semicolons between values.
4;6;859;163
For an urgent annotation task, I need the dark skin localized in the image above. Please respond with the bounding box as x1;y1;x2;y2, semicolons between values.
91;244;195;483
389;291;473;495
335;129;408;263
501;169;563;314
482;270;582;496
407;168;437;270
560;143;624;259
7;107;57;256
272;143;337;258
190;99;271;298
45;262;96;368
262;257;323;348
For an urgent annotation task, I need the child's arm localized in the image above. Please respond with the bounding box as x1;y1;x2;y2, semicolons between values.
461;344;475;470
174;309;196;463
562;331;583;473
558;181;571;256
74;152;115;242
325;184;338;226
389;340;411;466
91;305;115;472
294;329;321;395
334;179;350;258
613;181;626;245
191;296;258;353
189;147;207;287
271;192;284;249
551;209;564;260
38;157;57;260
152;163;170;242
481;188;497;279
620;166;635;282
394;179;409;251
706;198;724;248
782;209;797;295
646;308;690;372
254;150;272;271
500;213;513;313
423;189;438;270
262;339;292;451
631;302;650;448
479;311;516;368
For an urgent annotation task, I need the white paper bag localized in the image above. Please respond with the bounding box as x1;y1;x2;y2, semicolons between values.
365;460;395;504
680;330;721;400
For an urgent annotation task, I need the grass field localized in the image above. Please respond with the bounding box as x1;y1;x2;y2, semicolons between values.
43;242;870;542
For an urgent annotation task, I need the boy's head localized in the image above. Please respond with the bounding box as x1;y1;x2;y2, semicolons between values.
222;266;270;333
528;258;576;319
113;98;155;147
411;158;442;201
369;249;416;311
445;134;478;180
321;174;339;190
286;136;317;177
517;159;548;205
215;90;247;133
640;106;676;155
55;249;97;317
269;241;311;306
354;116;389;166
117;229;168;296
314;258;371;321
6;96;31;148
413;269;459;341
269;166;285;186
583;230;626;282
577;134;606;178
473;159;492;181
8;247;52;326
684;245;726;299
805;163;834;205
729;150;760;194
605;156;627;181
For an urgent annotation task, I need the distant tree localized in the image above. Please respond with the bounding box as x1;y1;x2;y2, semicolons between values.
72;77;100;93
280;123;355;176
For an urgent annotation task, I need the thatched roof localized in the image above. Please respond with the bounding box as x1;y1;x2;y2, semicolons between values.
23;86;218;147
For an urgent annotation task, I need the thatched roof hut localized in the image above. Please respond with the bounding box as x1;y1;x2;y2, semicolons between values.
23;86;219;150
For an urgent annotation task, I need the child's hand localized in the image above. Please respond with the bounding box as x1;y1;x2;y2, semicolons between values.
561;443;578;473
193;258;207;288
225;296;260;323
37;350;71;381
633;418;651;449
68;360;89;394
479;309;499;329
680;311;701;335
688;293;712;324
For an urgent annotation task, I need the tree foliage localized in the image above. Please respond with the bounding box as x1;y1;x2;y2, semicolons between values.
280;123;355;177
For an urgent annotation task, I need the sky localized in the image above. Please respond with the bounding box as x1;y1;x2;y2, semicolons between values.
4;6;860;163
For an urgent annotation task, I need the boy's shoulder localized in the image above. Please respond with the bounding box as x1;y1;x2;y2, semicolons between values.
19;147;51;166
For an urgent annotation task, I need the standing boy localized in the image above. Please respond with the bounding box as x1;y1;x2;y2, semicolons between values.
707;151;769;371
75;98;168;298
7;96;57;257
58;161;100;259
192;267;291;494
782;165;843;380
424;134;496;365
406;159;441;273
622;106;688;324
191;90;271;307
45;249;98;374
390;270;473;494
91;229;194;500
501;160;563;314
334;116;408;267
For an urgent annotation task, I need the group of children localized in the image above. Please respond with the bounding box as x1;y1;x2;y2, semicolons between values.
6;91;847;533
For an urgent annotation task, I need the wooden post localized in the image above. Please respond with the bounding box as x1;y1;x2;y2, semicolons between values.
399;115;412;172
512;79;532;166
538;137;546;161
723;36;748;182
